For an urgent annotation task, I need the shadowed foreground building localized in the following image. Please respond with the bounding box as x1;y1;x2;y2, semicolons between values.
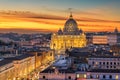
0;54;35;80
39;55;76;80
39;68;76;80
77;56;120;80
0;50;54;80
50;13;86;52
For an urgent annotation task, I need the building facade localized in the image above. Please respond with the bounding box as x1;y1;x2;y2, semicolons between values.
88;57;120;69
77;56;120;80
0;50;55;80
50;13;86;51
92;28;119;45
92;35;108;45
108;33;117;45
0;60;15;80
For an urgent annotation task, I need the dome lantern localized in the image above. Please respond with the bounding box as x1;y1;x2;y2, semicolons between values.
70;12;73;18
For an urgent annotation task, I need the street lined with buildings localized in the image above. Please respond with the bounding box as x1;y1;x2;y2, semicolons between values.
0;13;120;80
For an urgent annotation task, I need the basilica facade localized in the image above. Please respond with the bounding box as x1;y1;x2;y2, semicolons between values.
50;13;86;50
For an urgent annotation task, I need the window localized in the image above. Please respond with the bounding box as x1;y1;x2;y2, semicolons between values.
99;62;101;65
84;74;86;78
96;75;99;78
114;66;116;68
114;62;116;65
116;75;119;79
107;62;109;65
110;62;112;65
107;66;109;68
43;76;45;79
103;62;105;65
103;75;106;79
76;74;80;78
117;62;119;65
90;75;93;78
50;53;52;56
109;75;112;79
110;66;112;68
92;62;94;65
68;76;71;79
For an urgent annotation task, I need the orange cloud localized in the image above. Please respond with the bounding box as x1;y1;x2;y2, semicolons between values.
0;10;120;33
1;10;120;23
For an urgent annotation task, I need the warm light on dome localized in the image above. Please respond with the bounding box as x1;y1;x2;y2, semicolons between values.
63;13;79;35
50;13;86;51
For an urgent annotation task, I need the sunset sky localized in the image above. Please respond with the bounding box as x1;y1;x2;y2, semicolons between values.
0;0;120;33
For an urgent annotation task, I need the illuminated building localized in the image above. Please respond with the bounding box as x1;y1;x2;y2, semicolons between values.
111;45;120;54
40;50;55;65
0;54;35;80
92;27;119;45
108;33;117;45
31;50;55;69
39;56;76;80
92;34;117;45
40;69;76;80
114;27;120;44
0;59;14;80
0;50;55;80
92;35;108;44
77;56;120;80
50;13;86;51
88;56;120;69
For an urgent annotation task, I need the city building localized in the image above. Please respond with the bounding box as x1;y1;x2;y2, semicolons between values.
39;54;76;80
50;13;86;52
53;55;72;69
92;27;119;45
115;28;120;44
92;35;108;44
0;49;55;80
0;59;14;80
117;33;120;44
88;56;120;69
7;54;35;79
39;68;76;80
77;56;120;80
107;33;117;45
111;45;120;54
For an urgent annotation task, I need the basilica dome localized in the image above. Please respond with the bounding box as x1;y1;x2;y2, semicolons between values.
57;28;63;35
63;13;79;35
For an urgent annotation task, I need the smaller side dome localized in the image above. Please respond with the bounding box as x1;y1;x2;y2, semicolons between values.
79;29;83;34
57;28;63;35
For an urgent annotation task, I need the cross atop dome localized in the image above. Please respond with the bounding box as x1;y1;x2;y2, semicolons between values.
69;8;73;18
70;11;73;18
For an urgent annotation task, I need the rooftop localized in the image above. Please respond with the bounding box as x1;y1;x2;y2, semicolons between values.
41;67;75;73
0;59;13;67
88;69;120;73
5;54;34;60
88;56;120;58
0;54;34;67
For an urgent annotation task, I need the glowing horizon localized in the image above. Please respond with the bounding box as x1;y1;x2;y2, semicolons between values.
0;0;120;33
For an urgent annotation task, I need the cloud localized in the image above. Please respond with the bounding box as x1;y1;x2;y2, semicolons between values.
0;10;120;23
0;28;53;34
0;10;120;33
76;18;120;23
